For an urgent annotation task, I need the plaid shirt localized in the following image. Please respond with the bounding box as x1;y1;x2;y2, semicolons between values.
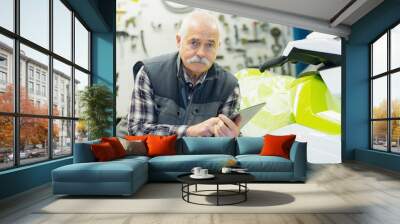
128;65;240;138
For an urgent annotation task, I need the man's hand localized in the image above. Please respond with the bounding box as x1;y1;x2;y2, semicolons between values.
186;117;220;137
213;114;241;137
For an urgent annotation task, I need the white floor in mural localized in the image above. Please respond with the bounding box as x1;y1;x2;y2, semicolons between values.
242;123;342;164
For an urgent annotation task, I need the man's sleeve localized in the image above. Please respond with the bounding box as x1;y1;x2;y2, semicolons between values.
127;66;188;137
219;83;241;119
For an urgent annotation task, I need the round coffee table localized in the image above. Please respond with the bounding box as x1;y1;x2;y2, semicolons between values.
177;172;255;206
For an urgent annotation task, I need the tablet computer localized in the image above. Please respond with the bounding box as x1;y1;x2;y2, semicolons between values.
234;102;266;129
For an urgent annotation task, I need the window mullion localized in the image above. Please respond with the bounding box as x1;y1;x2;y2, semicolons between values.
71;10;76;155
13;0;20;167
49;0;54;160
388;30;391;153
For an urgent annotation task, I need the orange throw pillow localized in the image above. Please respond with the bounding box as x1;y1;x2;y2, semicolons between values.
125;135;148;141
260;134;296;159
146;135;177;157
101;137;127;158
91;142;117;161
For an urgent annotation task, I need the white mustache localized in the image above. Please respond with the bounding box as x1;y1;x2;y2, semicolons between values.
187;55;210;65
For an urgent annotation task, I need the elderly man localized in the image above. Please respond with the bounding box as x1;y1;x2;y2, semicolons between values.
128;11;241;138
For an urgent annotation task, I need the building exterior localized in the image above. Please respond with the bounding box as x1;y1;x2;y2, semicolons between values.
0;41;76;150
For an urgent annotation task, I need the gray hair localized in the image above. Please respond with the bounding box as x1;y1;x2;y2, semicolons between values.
178;10;221;39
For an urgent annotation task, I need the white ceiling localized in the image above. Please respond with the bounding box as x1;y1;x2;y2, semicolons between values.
170;0;384;37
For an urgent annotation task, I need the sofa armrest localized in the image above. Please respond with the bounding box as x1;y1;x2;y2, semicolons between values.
73;140;100;163
289;141;307;181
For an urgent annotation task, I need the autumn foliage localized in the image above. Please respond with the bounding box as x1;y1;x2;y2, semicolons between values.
0;84;59;150
372;99;400;141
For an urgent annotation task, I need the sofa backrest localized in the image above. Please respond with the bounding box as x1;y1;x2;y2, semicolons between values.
73;139;100;163
236;137;263;155
179;137;236;155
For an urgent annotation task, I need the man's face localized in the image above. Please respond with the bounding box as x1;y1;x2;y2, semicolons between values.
177;23;219;76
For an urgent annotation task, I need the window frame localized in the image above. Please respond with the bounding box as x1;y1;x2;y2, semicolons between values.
0;0;92;171
370;20;400;154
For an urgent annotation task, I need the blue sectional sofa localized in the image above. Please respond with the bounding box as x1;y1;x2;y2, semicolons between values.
52;137;307;196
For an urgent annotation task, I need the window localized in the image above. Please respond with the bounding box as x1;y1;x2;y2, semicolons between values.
35;70;41;81
0;0;91;170
28;67;34;80
20;0;49;49
0;54;7;67
371;22;400;154
53;0;72;60
28;81;34;94
0;71;6;85
36;83;40;95
0;54;8;88
53;59;72;117
75;17;89;70
0;0;14;32
42;85;46;97
0;34;13;113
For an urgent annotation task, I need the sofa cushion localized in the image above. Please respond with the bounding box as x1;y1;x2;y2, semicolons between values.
180;137;235;155
119;138;147;156
91;142;118;162
148;154;235;172
52;158;147;183
147;135;177;157
236;155;293;172
236;137;263;155
260;134;296;159
101;137;127;158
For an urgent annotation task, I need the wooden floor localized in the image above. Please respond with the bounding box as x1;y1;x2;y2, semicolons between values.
1;162;400;224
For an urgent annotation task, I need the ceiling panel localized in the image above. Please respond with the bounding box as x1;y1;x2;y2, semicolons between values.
172;0;384;37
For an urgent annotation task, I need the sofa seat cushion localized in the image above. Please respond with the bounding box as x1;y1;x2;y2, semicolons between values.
149;154;235;172
236;155;293;172
53;159;147;183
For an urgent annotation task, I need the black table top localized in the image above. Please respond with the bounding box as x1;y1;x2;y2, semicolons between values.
177;172;255;185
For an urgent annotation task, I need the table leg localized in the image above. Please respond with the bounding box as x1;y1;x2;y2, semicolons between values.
245;183;247;201
217;184;219;206
195;184;197;192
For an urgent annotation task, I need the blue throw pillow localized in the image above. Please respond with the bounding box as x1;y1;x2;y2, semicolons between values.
180;137;235;155
236;137;263;155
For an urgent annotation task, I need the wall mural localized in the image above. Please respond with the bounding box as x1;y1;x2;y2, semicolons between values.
116;0;341;163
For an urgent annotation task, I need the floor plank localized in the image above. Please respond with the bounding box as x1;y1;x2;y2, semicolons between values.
1;162;400;224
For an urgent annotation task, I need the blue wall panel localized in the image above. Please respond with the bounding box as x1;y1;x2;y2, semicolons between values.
92;32;115;136
0;0;116;200
344;0;400;171
0;158;72;199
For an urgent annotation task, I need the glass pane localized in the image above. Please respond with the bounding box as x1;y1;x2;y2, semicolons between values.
53;0;72;60
0;0;14;31
0;116;14;170
0;34;14;113
20;44;49;115
20;0;49;49
391;72;400;118
75;120;88;143
391;120;400;153
20;117;49;165
74;69;89;118
53;59;72;117
53;119;72;157
391;24;400;70
372;33;387;76
372;77;387;119
74;18;89;70
372;121;388;151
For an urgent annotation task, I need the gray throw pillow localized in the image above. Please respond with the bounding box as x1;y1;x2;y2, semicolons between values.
118;138;147;156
